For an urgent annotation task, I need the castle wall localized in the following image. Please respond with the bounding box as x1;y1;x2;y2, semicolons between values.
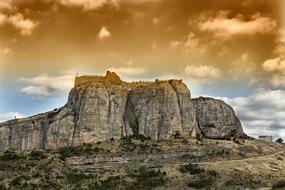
75;75;105;87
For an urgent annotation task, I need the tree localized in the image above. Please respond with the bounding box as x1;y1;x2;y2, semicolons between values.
275;138;284;144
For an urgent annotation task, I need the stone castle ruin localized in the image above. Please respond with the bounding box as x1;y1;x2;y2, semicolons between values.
0;71;247;151
74;71;181;88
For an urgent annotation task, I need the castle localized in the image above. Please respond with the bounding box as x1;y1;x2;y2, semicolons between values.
74;71;182;88
0;71;246;151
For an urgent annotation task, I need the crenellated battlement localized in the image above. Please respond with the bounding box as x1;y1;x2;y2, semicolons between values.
75;71;183;87
75;71;123;86
75;75;106;86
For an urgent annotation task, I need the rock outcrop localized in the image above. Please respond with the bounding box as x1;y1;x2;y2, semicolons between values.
0;71;246;151
192;97;246;139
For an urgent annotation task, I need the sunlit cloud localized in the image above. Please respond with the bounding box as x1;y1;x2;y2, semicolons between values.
198;11;276;38
3;48;11;55
263;58;285;73
263;58;285;88
8;13;37;35
0;0;13;10
0;13;37;36
170;32;200;53
19;72;74;97
58;0;119;10
20;86;52;96
273;28;285;57
0;13;7;25
184;64;220;78
98;26;111;39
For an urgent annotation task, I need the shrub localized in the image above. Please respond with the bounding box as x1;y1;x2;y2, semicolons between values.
179;163;205;174
29;150;47;160
187;174;215;189
128;167;166;189
58;144;104;160
196;134;203;141
92;176;127;190
0;149;25;161
275;138;284;144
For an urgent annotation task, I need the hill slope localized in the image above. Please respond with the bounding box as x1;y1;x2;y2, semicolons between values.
0;137;284;190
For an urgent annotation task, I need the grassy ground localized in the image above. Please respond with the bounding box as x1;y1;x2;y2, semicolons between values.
0;136;284;190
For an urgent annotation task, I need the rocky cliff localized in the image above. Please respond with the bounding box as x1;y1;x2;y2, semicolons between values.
0;71;246;151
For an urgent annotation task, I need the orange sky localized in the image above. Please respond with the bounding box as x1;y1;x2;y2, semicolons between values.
0;0;282;81
0;0;285;139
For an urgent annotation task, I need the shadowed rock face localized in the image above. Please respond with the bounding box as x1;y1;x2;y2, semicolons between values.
0;71;246;151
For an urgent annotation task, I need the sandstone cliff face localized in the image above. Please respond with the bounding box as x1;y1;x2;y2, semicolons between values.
0;71;246;151
123;80;198;140
192;97;246;139
0;107;75;150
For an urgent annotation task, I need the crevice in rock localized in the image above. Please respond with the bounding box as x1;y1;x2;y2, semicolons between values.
123;92;134;137
168;81;183;124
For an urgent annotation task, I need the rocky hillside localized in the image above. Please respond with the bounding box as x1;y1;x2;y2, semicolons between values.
0;71;246;151
0;137;284;190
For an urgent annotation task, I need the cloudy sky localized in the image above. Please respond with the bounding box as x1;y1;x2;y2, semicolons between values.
0;0;284;139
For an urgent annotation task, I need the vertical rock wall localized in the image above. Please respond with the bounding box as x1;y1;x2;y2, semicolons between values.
0;71;246;151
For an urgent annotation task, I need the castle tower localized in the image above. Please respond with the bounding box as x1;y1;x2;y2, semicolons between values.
105;71;122;83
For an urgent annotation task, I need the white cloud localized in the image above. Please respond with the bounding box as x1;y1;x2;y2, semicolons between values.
0;0;13;10
107;66;145;76
0;13;7;25
19;72;74;97
220;89;285;139
170;32;200;53
262;58;285;88
263;58;285;73
241;53;248;62
170;40;181;49
8;13;37;36
57;0;161;10
271;74;285;88
3;48;11;55
0;13;37;36
184;64;220;78
273;28;285;58
184;33;200;53
198;11;276;38
20;86;51;96
152;17;160;25
98;26;111;39
0;112;25;122
59;0;119;10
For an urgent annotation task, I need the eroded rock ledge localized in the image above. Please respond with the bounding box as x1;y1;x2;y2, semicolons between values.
0;71;247;151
